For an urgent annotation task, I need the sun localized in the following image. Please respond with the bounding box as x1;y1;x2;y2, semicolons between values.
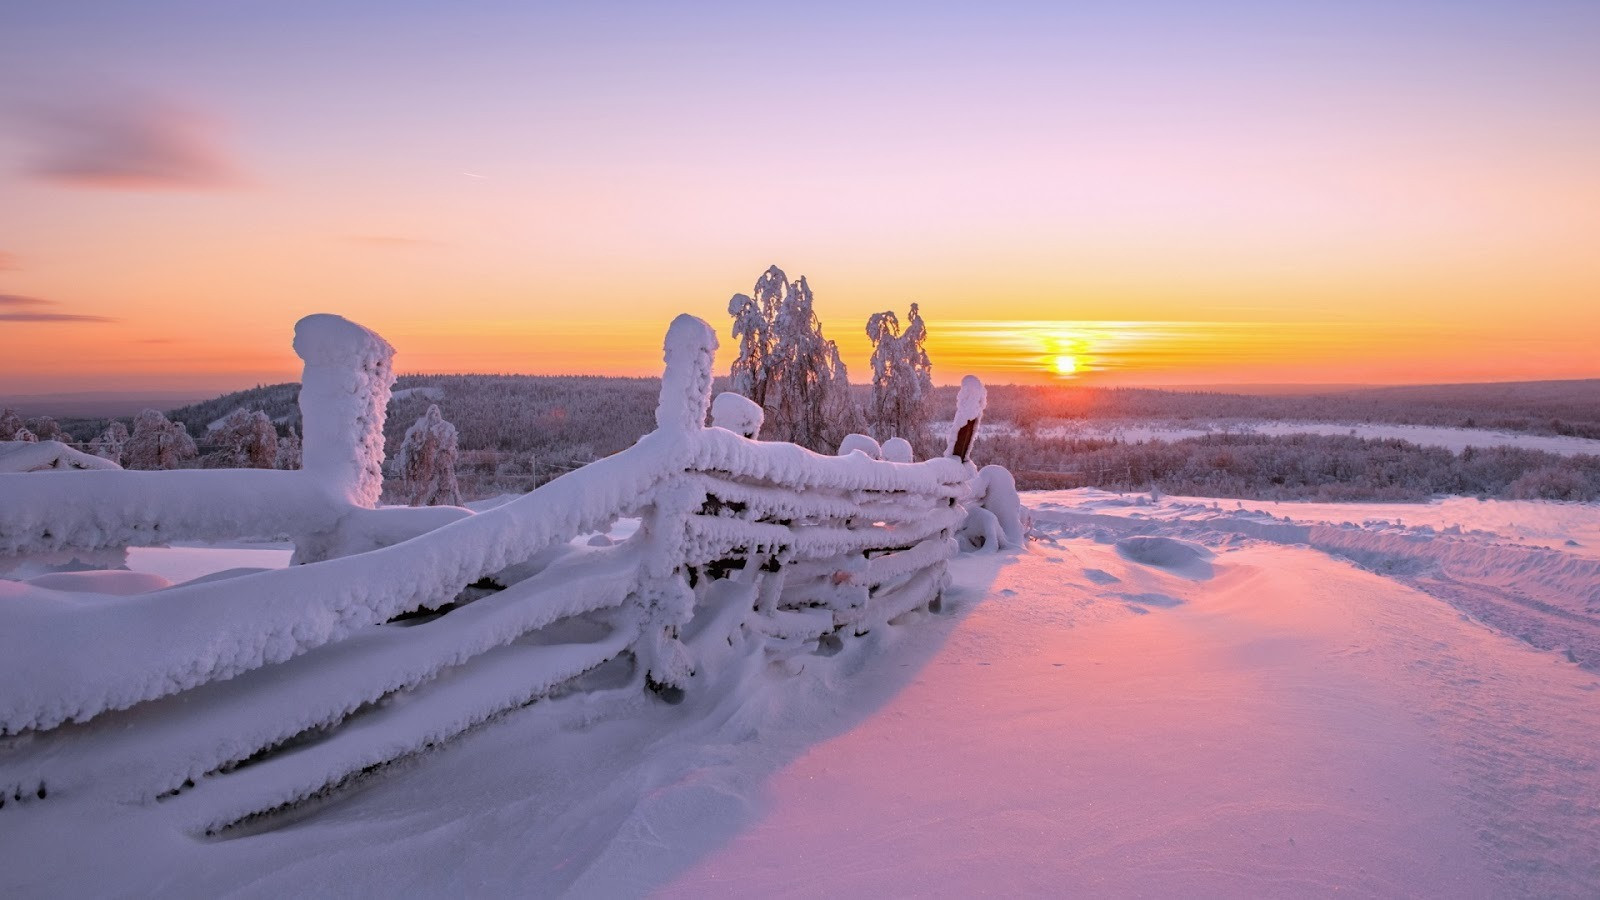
1051;354;1079;376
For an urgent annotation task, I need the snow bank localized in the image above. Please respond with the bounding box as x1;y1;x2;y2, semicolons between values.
0;440;121;473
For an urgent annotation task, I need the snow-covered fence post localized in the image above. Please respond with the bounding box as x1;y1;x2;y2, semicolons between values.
636;314;718;700
293;314;396;508
947;375;986;462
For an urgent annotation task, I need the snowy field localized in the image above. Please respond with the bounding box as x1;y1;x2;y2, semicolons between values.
1028;420;1600;457
3;490;1598;897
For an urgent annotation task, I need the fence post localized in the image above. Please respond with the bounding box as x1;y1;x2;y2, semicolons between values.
293;314;397;507
655;314;718;432
638;315;718;701
947;375;987;462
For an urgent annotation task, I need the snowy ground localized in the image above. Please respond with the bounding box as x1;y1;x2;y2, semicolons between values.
1028;420;1600;457
3;493;1599;897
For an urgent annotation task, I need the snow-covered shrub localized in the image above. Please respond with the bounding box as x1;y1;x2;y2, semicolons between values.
974;464;1025;547
209;409;279;469
726;265;861;452
711;391;763;438
124;409;198;470
838;433;882;458
27;416;63;442
89;421;129;465
277;426;302;469
0;408;25;440
1506;465;1594;502
866;304;933;444
395;404;462;507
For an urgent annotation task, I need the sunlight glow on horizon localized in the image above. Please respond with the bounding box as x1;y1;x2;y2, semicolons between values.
2;2;1598;395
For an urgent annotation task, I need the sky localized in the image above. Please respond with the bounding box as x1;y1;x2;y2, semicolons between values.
1;0;1597;395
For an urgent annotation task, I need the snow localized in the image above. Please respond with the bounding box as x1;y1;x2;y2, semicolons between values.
4;492;1597;897
710;391;763;438
293;313;395;507
10;308;1595;896
879;435;913;462
836;433;881;458
1030;419;1600;457
0;440;120;472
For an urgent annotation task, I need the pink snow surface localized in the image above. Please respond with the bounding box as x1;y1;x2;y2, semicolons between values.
4;495;1598;897
665;531;1600;898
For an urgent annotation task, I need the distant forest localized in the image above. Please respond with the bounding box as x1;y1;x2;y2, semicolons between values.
23;375;1599;503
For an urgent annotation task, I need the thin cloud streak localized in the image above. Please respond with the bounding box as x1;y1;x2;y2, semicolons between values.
18;93;243;191
0;294;116;323
0;312;117;323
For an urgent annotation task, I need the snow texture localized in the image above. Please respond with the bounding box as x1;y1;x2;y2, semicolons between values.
0;440;120;473
837;433;882;459
710;391;763;438
0;307;981;841
293;313;395;507
881;436;914;463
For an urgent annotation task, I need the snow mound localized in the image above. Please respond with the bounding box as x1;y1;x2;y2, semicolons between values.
0;440;121;473
837;433;882;459
881;437;914;463
1114;535;1214;577
710;392;763;438
25;570;173;595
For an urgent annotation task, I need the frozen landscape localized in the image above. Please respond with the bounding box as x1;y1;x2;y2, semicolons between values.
0;312;1596;898
3;490;1598;897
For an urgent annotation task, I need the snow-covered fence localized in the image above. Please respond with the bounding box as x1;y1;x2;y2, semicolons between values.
0;314;396;560
0;313;979;831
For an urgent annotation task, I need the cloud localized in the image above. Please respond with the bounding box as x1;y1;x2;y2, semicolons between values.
0;294;116;323
18;94;242;191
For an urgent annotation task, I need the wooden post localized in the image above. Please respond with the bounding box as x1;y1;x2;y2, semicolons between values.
947;375;986;462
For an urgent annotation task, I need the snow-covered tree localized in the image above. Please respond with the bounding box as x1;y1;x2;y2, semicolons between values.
276;426;302;470
89;421;130;465
211;408;279;468
726;266;786;408
866;303;933;444
394;404;461;506
124;409;198;470
726;265;860;451
0;408;27;441
27;416;64;442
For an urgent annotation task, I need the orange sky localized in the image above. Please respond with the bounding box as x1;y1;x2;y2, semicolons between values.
2;3;1598;394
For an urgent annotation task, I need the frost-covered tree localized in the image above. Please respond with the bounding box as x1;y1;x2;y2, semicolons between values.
726;265;860;451
0;408;27;440
89;421;130;465
866;303;933;443
276;426;302;470
726;266;786;408
394;404;462;506
27;416;63;442
125;409;198;470
211;408;279;468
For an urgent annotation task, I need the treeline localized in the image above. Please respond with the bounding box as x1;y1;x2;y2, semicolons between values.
980;431;1600;502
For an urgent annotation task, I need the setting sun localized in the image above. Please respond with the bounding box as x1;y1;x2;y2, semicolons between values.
1051;354;1079;377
